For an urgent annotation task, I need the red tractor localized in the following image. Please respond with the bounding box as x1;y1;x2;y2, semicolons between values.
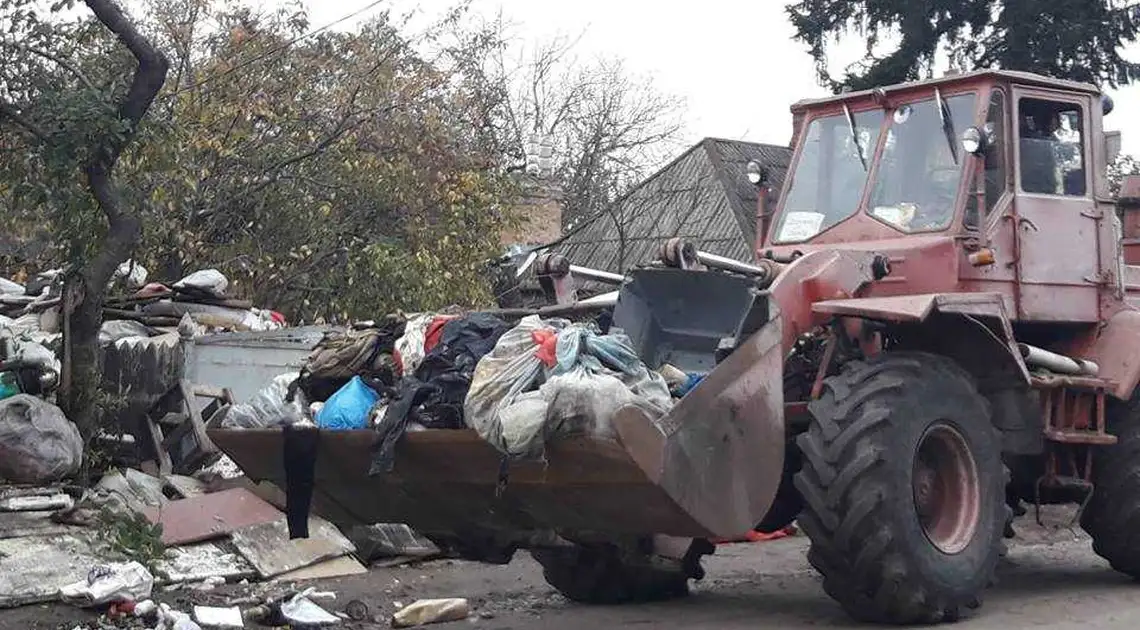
212;70;1140;624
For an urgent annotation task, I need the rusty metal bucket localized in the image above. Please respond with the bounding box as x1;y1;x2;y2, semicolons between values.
209;268;785;541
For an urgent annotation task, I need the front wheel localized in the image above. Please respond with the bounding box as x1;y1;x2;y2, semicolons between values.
1081;389;1140;576
795;352;1007;624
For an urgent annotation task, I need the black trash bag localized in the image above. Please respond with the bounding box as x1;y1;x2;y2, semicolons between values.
370;313;511;474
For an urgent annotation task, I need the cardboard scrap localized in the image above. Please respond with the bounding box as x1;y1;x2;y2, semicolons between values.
230;517;355;579
273;555;368;583
142;487;281;546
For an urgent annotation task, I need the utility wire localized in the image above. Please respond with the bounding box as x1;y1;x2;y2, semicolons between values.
165;0;388;97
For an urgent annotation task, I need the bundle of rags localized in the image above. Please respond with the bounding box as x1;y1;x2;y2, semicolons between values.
370;313;511;474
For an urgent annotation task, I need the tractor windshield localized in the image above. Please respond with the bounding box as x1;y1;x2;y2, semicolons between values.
772;109;884;243
867;92;977;232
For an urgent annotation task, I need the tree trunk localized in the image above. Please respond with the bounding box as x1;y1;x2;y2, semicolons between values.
57;0;168;484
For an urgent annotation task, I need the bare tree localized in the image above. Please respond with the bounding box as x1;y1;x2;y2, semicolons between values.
506;37;686;229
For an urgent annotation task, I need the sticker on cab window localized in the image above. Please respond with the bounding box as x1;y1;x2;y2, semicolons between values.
779;211;826;241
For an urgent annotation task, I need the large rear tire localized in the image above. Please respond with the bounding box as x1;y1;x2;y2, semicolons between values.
1080;390;1140;576
531;540;707;604
795;352;1006;624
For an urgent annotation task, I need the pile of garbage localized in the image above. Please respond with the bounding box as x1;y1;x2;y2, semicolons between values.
0;263;286;350
221;309;704;467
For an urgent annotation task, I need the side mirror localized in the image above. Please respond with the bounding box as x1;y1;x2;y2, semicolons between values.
961;126;990;156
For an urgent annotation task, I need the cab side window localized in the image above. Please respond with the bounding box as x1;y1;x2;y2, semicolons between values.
965;90;1009;228
983;91;1008;214
1018;97;1086;196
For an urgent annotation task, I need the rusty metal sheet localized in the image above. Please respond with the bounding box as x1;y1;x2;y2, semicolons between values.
613;311;785;537
142;487;282;546
812;294;938;321
230;516;355;579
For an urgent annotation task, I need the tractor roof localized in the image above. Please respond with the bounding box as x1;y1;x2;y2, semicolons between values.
790;70;1101;113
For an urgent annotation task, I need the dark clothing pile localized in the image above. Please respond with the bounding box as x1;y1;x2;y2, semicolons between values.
369;313;511;475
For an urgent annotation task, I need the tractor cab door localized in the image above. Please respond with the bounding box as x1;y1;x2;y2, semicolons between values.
1011;87;1101;322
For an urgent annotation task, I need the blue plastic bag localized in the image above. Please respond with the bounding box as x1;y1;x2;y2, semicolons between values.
316;375;379;430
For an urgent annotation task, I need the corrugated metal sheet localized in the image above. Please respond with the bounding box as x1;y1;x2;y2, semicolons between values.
553;138;792;282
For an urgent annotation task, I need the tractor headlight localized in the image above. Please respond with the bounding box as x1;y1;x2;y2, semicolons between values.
961;126;986;155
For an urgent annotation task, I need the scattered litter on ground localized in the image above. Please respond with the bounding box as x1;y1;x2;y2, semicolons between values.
349;523;440;563
279;588;340;626
712;524;799;545
58;561;154;608
391;598;471;628
193;605;244;628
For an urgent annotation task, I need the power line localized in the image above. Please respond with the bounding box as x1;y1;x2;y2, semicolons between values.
166;0;388;98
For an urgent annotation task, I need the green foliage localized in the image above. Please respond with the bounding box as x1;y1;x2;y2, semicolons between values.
96;506;167;570
787;0;1140;93
1;0;526;320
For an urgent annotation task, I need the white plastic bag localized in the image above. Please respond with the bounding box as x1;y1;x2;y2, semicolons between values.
464;315;566;458
222;373;305;428
0;394;82;484
0;277;24;295
111;260;149;291
395;313;435;375
173;269;228;298
59;561;154;607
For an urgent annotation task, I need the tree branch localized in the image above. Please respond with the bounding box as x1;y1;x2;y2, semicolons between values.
19;45;98;92
0;101;48;142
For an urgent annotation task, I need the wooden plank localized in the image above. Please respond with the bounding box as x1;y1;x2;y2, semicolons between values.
230;517;355;579
0;512;84;540
141;487;282;546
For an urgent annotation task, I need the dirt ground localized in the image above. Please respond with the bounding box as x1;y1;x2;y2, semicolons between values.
5;507;1138;630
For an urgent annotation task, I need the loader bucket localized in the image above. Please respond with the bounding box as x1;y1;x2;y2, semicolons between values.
208;268;785;543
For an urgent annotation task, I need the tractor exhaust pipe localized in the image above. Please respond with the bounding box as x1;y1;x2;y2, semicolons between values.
1018;343;1099;376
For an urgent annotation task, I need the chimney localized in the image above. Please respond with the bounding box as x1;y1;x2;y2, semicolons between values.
502;131;563;250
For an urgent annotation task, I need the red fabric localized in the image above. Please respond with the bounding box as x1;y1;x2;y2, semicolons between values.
423;315;458;353
532;329;559;367
392;348;404;378
133;282;170;298
711;524;797;545
270;311;287;325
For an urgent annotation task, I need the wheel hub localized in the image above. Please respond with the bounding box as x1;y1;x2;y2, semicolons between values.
913;424;981;555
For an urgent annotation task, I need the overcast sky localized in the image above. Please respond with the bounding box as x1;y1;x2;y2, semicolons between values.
293;0;1140;156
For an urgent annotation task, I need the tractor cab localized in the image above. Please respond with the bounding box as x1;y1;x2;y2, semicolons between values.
760;70;1119;324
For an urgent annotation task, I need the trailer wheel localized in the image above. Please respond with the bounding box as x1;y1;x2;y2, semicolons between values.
1081;390;1140;576
795;352;1006;624
531;540;704;604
